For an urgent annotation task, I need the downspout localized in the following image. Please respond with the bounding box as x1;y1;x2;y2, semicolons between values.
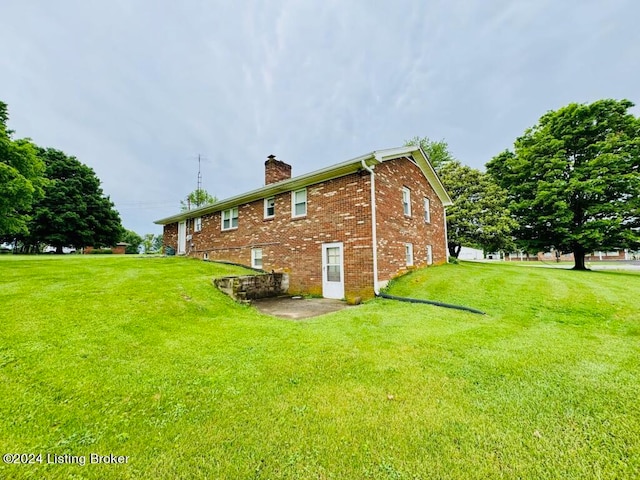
443;206;450;261
361;158;379;295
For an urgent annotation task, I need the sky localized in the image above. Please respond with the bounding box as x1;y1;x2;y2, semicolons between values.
1;0;639;235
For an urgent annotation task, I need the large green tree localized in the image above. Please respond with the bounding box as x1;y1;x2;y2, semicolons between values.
406;136;517;257
27;148;124;253
439;160;517;257
0;101;46;237
486;99;640;270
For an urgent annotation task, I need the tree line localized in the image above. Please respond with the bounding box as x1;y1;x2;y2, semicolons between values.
409;98;640;270
0;100;160;254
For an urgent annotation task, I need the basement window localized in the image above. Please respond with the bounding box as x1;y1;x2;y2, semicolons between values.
221;207;238;230
251;248;263;269
292;188;307;217
405;243;414;266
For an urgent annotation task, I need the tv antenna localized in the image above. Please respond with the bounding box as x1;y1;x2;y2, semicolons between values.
197;154;202;194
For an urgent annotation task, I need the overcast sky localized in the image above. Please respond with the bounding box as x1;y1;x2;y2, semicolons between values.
1;0;638;235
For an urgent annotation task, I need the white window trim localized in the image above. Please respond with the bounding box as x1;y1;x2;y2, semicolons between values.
264;197;275;219
291;188;307;218
423;197;431;223
402;187;412;217
405;243;414;266
251;248;263;269
426;244;433;265
221;207;238;231
194;217;202;232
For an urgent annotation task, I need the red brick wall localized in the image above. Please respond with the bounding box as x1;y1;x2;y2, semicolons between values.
163;223;178;254
374;157;447;284
162;156;448;299
186;170;375;300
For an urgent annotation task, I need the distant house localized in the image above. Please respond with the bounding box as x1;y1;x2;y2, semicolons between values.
458;247;484;260
504;249;637;262
83;242;129;254
155;146;453;300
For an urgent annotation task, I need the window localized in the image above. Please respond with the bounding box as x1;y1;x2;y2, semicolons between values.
402;187;411;216
292;188;307;217
194;217;202;232
264;197;275;218
426;245;433;265
423;198;431;223
251;248;263;269
221;207;238;230
405;243;414;266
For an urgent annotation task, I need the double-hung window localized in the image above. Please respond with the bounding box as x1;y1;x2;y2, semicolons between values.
264;197;275;219
423;197;431;223
194;217;202;232
292;189;307;217
221;207;238;230
402;187;411;216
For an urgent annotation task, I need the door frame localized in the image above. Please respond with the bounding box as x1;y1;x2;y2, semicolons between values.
177;221;187;255
321;242;344;299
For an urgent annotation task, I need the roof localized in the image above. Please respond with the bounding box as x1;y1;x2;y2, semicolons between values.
154;146;452;225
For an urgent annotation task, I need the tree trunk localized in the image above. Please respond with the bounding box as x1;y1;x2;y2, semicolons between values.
55;245;64;255
572;247;588;270
448;243;461;258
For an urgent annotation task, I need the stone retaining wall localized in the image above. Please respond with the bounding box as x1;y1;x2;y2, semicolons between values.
213;273;289;302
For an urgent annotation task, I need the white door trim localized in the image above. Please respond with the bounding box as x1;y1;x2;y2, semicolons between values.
322;242;344;299
177;221;187;255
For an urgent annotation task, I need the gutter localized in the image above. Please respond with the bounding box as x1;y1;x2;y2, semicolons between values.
443;206;450;262
361;158;380;295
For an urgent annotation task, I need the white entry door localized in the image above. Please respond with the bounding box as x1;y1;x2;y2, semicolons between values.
322;242;344;299
177;221;187;255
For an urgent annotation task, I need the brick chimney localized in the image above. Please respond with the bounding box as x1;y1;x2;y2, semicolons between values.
264;154;292;184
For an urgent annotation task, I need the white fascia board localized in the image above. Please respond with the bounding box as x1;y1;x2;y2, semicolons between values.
155;152;377;225
412;147;453;206
154;146;452;225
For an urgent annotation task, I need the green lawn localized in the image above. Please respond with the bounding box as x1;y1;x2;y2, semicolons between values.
1;256;638;479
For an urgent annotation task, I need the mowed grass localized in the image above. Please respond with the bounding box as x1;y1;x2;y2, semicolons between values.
0;256;638;479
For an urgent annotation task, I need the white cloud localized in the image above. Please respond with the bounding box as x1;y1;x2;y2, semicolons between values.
1;0;639;233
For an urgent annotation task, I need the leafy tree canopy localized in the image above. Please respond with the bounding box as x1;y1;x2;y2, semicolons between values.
27;148;124;253
406;136;516;257
142;233;163;253
0;101;47;236
121;230;143;254
405;136;455;170
439;160;517;257
487;99;640;270
180;188;217;211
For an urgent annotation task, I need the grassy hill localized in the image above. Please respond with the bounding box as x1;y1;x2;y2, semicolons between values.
1;256;638;479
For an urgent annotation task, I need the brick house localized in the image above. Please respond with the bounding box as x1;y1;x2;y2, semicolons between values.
155;146;452;301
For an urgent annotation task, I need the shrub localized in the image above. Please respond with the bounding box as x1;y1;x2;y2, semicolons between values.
89;248;113;254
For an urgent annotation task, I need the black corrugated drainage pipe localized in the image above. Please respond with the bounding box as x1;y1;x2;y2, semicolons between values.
378;292;486;315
